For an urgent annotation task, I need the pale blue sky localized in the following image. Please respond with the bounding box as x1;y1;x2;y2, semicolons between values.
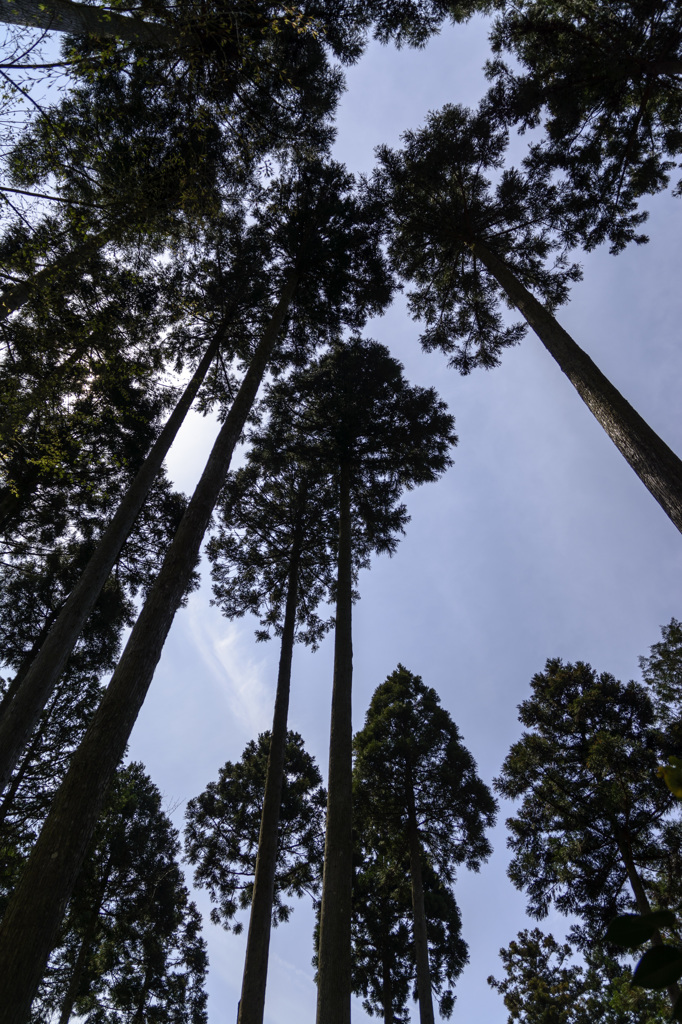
128;14;682;1023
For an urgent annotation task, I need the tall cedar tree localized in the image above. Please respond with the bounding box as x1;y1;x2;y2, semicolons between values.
496;658;682;1008
260;346;456;1024
207;449;339;1022
0;158;392;1023
376;101;682;534
0;202;277;791
30;762;207;1024
486;0;682;252
353;666;496;1024
488;927;667;1024
350;838;467;1023
184;731;325;930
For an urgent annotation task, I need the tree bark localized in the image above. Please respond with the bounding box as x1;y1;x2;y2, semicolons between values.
0;271;297;1024
615;828;681;1007
0;606;60;722
237;520;303;1024
316;460;354;1024
471;239;682;535
0;0;177;47
0;327;224;792
406;771;435;1024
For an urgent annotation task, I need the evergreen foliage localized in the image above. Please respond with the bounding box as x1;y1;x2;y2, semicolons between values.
184;731;326;933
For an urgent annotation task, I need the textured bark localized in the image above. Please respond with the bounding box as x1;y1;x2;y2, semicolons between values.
472;239;682;535
0;328;223;792
406;774;435;1024
316;461;353;1024
615;828;681;1007
238;524;303;1024
0;273;297;1024
0;0;177;46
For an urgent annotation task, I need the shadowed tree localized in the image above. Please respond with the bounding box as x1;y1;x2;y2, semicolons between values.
185;731;325;935
496;657;682;1009
488;927;668;1024
29;762;208;1024
486;0;682;252
0;158;393;1023
353;666;496;1024
376;101;682;535
262;349;457;1024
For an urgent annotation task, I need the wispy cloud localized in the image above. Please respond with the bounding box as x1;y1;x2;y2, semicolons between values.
187;596;275;738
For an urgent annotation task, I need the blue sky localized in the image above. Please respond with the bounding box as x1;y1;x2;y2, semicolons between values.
127;13;682;1022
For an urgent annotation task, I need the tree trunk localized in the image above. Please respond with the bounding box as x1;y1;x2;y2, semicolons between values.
0;271;298;1024
0;0;177;46
57;856;113;1024
472;239;682;535
238;521;303;1024
0;328;223;792
406;773;435;1024
316;460;353;1024
615;828;681;1007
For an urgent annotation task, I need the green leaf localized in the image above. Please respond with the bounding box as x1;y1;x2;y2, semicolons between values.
633;946;682;989
605;911;678;948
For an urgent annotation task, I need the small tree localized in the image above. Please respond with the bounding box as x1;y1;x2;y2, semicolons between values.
496;657;682;1008
353;666;497;1024
488;927;668;1024
184;731;326;932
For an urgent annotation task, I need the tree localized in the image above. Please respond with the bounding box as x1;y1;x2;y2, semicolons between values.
375;101;682;535
0;158;393;1022
486;0;682;251
353;665;496;1024
496;657;682;1009
488;927;668;1024
350;841;467;1023
31;762;208;1024
185;731;325;933
206;434;340;1024
261;340;455;1024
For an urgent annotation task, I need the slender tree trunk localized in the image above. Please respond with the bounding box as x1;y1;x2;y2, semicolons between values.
406;774;435;1024
57;857;113;1024
472;239;682;535
0;0;177;46
0;714;48;827
0;328;223;791
237;522;303;1024
615;828;681;1007
316;460;354;1024
0;271;298;1024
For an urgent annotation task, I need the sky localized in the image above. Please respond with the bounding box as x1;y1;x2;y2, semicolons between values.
118;12;682;1023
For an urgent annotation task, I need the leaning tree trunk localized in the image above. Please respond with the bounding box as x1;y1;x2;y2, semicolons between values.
57;856;113;1024
0;270;298;1024
316;460;354;1024
238;521;304;1024
382;952;394;1024
406;771;435;1024
472;239;682;536
615;827;681;1008
0;326;224;792
0;0;177;46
